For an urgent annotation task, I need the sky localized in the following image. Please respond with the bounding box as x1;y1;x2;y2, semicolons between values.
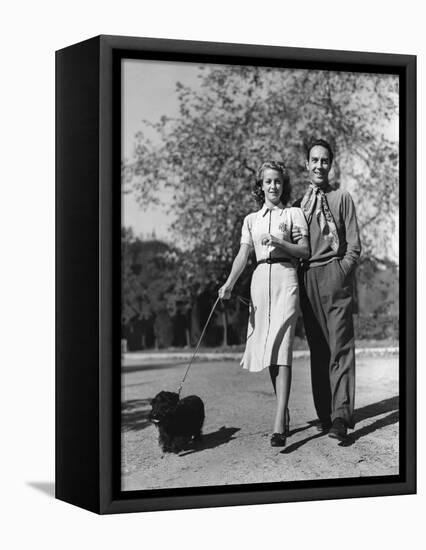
122;59;204;239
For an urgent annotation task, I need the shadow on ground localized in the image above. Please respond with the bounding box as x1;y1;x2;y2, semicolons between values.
340;396;399;447
282;395;399;453
27;482;55;498
122;398;153;432
353;395;399;423
281;431;326;454
179;426;240;456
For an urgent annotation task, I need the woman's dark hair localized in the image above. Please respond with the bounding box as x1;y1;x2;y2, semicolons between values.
305;139;334;165
252;160;291;207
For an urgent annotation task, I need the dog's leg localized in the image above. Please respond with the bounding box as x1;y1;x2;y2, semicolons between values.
159;430;173;453
192;430;203;442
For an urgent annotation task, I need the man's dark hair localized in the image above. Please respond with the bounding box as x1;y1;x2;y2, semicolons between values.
306;139;334;165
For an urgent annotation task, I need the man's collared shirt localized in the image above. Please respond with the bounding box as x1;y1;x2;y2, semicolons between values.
294;185;361;274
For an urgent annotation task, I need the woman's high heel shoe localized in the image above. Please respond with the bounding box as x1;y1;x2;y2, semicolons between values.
271;408;290;447
270;432;287;447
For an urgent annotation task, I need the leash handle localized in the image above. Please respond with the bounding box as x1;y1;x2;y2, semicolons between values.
236;295;251;307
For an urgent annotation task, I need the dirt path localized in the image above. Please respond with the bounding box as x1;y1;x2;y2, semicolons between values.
121;354;399;490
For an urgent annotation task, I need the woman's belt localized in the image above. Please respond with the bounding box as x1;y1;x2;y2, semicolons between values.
256;258;293;266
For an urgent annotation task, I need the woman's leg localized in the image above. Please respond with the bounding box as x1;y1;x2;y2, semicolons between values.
269;365;278;395
269;365;292;434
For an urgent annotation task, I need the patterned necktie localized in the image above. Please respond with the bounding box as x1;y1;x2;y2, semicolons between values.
301;184;340;252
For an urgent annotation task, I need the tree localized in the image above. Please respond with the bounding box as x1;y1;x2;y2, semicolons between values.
122;228;189;348
124;65;399;339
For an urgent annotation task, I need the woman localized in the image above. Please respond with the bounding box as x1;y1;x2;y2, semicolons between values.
218;161;309;447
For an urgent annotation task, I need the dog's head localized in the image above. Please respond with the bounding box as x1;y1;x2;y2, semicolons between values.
149;391;179;424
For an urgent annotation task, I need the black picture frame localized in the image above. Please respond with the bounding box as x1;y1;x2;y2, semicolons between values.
56;34;416;514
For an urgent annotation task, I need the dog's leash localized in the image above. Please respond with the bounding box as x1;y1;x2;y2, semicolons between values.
177;294;251;396
177;296;220;396
236;295;251;307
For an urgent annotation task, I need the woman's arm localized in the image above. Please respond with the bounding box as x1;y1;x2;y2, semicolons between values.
261;234;310;259
218;244;251;299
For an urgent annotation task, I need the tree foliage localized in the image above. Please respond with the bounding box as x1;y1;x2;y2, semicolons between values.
121;227;183;322
124;64;399;297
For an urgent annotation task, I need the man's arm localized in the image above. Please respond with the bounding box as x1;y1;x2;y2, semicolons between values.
340;191;361;275
291;198;304;242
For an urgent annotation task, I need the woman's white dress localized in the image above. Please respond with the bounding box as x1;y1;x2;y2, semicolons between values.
240;205;308;372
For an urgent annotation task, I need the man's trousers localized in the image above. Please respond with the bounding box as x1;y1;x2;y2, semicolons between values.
299;259;356;428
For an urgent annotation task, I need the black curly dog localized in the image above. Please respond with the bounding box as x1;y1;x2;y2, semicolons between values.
149;391;205;453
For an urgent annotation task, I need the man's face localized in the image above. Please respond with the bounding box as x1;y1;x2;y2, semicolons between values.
306;145;332;187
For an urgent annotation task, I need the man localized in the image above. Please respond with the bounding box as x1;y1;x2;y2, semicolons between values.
293;139;361;441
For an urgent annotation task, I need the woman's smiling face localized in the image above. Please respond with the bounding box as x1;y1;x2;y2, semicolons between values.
262;168;284;206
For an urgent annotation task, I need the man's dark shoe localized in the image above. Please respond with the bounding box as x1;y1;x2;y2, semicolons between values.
328;418;347;441
314;418;332;433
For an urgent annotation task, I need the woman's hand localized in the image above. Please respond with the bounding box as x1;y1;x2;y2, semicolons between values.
218;283;233;300
262;230;310;259
261;233;276;246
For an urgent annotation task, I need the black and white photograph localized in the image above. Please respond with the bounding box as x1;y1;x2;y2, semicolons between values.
4;0;423;545
120;57;401;491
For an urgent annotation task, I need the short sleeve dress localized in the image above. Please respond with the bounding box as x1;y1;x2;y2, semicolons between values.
240;205;309;372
